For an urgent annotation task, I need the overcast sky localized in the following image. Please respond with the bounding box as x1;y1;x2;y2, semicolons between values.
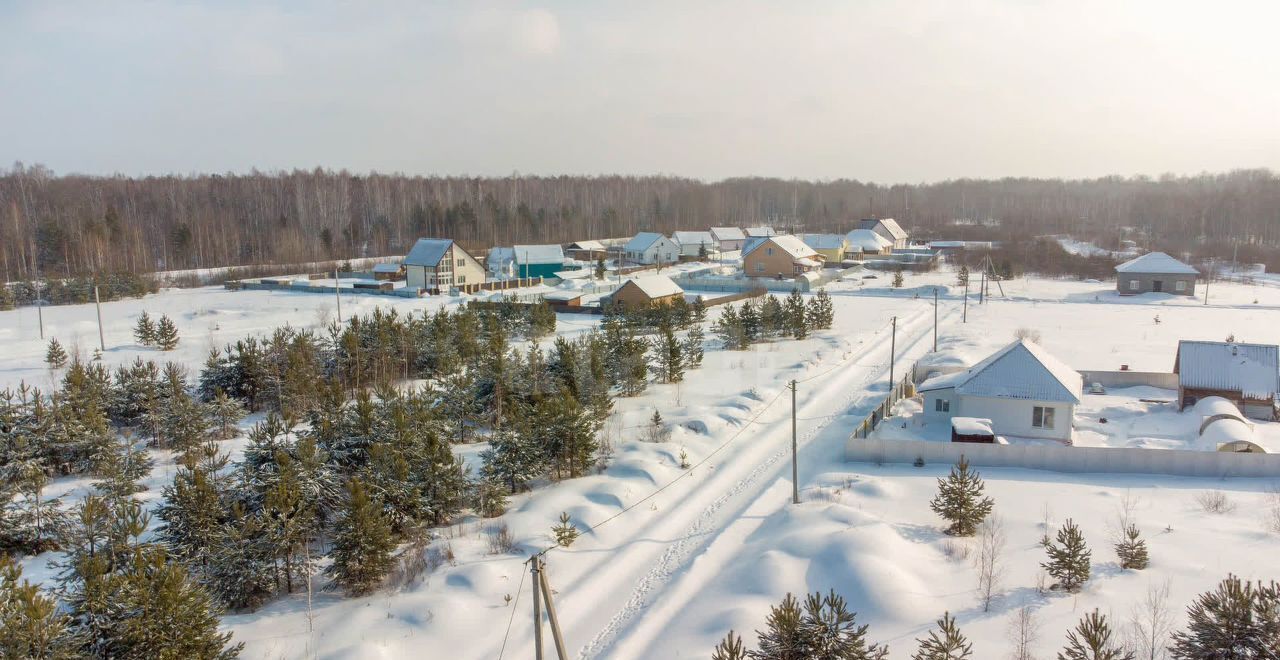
2;1;1278;183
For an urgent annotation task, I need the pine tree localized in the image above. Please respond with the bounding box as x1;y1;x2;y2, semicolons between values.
208;390;246;440
1058;610;1133;660
684;324;705;369
0;554;80;659
45;338;68;370
739;299;763;343
472;476;509;518
595;257;606;280
1042;519;1091;592
912;612;972;660
957;265;970;287
482;427;546;493
528;302;558;339
134;311;155;346
893;269;905;288
654;320;686;383
1169;575;1280;659
328;478;395;596
785;290;808;339
552;511;580;547
691;296;708;324
156;456;225;570
752;593;805;660
92;432;153;499
929;456;994;536
714;630;748;660
205;504;276;611
799;589;889;660
715;304;747;350
806;289;834;330
1115;524;1148;570
154;315;180;351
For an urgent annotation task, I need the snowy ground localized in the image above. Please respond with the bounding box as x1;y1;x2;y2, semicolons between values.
4;265;1280;659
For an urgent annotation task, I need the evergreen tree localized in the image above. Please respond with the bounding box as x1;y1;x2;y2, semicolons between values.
45;338;68;370
893;269;905;288
739;299;763;343
328;478;395;596
156;456;225;570
472;475;509;518
1058;610;1133;660
714;630;748;660
595;257;606;280
154;315;180;351
1169;575;1280;659
528;302;558;339
0;555;80;659
799;589;889;660
806;289;834;330
715;304;747;350
785;290;808;339
751;592;805;660
957;265;970;287
928;456;994;536
654;320;686;383
684;324;705;369
482;426;546;493
760;295;785;338
1042;519;1091;592
205;504;276;611
552;511;580;547
912;612;972;660
1115;524;1148;570
133;311;155;346
691;296;708;324
92;432;153;499
208;390;246;440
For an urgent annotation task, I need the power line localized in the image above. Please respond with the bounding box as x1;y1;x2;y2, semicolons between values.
497;563;529;660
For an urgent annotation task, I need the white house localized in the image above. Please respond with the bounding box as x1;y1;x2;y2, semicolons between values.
402;238;486;290
623;232;680;265
710;227;747;252
858;218;909;250
672;230;717;258
918;340;1082;442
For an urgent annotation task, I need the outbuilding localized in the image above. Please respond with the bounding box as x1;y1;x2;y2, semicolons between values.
844;229;894;258
607;275;685;308
799;234;849;264
1115;252;1198;296
919;339;1082;442
1174;340;1278;419
512;244;566;278
672;231;718;258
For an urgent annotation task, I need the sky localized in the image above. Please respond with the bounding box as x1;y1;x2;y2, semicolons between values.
2;0;1278;183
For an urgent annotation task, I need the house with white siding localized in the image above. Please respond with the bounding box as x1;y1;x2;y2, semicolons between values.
623;232;680;265
858;218;909;250
672;230;718;258
918;340;1082;442
710;227;747;252
403;238;486;291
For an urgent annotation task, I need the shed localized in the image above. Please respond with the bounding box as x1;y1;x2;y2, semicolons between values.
845;229;894;257
951;417;996;444
608;275;684;308
919;339;1082;441
372;262;405;281
1174;340;1278;418
672;231;718;258
1115;252;1198;296
566;240;609;261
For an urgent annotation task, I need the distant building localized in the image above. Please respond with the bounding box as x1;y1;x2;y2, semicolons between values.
742;235;824;278
844;229;894;257
710;227;747;252
607;275;685;307
1115;252;1198;295
672;230;718;258
799;234;848;264
858;218;909;250
744;226;777;238
919;340;1082;442
1174;340;1278;419
566;240;608;261
623;232;680;265
372;262;405;281
512;244;566;278
403;238;485;291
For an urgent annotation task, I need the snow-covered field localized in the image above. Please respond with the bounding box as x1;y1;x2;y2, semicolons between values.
4;266;1280;659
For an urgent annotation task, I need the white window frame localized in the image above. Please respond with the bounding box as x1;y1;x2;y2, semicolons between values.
1175;280;1186;292
1129;279;1139;291
1032;406;1055;429
935;398;950;413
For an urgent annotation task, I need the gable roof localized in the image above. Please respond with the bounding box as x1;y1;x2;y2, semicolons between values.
743;234;819;259
620;274;684;299
1115;251;1198;275
624;232;669;252
403;238;455;267
710;227;746;241
919;340;1082;403
672;230;715;247
1175;340;1279;400
513;244;565;265
859;218;908;241
567;240;606;251
846;229;894;251
372;262;403;273
744;226;776;237
800;234;847;250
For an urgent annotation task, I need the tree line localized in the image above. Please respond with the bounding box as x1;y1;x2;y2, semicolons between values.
5;163;1279;280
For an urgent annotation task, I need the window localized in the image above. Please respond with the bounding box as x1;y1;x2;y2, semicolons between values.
756;263;765;273
1129;279;1139;291
935;398;950;413
1175;280;1187;292
766;247;774;256
1032;406;1055;429
457;275;465;284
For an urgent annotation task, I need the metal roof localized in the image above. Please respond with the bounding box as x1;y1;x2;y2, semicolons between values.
742;234;819;259
513;244;565;265
859;218;908;241
624;232;668;252
919;340;1082;403
710;227;746;241
403;238;454;266
620;274;684;299
567;240;606;251
744;226;776;237
372;263;403;273
673;230;715;247
800;233;847;250
846;229;893;251
1115;252;1199;275
1175;340;1279;400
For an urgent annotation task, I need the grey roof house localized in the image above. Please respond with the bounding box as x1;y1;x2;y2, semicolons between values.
1115;252;1198;296
1174;340;1279;419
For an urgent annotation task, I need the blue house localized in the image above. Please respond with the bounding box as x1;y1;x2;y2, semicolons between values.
513;244;566;278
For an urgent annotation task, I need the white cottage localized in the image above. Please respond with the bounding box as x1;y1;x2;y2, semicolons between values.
672;230;717;258
710;227;747;252
623;232;680;265
918;340;1082;442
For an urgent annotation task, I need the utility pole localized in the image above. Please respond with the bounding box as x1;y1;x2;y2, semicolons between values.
888;316;897;392
1204;273;1209;306
932;287;938;351
94;285;105;352
979;264;986;305
531;559;544;660
334;269;342;323
962;278;969;323
790;379;798;505
35;276;44;340
537;559;568;660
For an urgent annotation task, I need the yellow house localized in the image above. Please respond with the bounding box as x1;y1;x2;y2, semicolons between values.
742;235;825;279
799;234;848;264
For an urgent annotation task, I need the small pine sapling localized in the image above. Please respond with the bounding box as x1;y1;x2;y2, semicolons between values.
1059;609;1133;660
45;338;68;369
1115;524;1149;570
1042;518;1091;592
912;611;973;660
929;455;994;536
552;512;580;547
712;630;747;660
154;315;180;351
134;311;156;346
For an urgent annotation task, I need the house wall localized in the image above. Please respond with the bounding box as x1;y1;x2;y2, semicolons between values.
406;265;428;290
922;387;957;422
677;240;714;257
957;396;1075;441
518;262;562;278
628;238;679;265
1116;273;1197;296
744;240;805;278
610;283;680;308
811;246;846;263
452;246;486;286
717;238;745;251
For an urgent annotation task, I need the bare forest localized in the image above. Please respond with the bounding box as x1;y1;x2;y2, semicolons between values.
4;163;1280;280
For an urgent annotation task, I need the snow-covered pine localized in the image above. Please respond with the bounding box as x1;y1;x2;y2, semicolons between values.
683;323;705;369
752;592;804;659
154;314;180;351
929;455;995;536
44;338;68;369
1042;518;1091;592
785;289;808;339
911;611;973;660
1058;609;1133;660
0;555;79;658
1115;523;1149;570
327;478;395;596
1168;574;1280;659
798;590;889;660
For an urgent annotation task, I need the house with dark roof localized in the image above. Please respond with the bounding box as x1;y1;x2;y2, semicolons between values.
402;238;485;291
1115;252;1198;295
1174;340;1278;419
918;340;1082;441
